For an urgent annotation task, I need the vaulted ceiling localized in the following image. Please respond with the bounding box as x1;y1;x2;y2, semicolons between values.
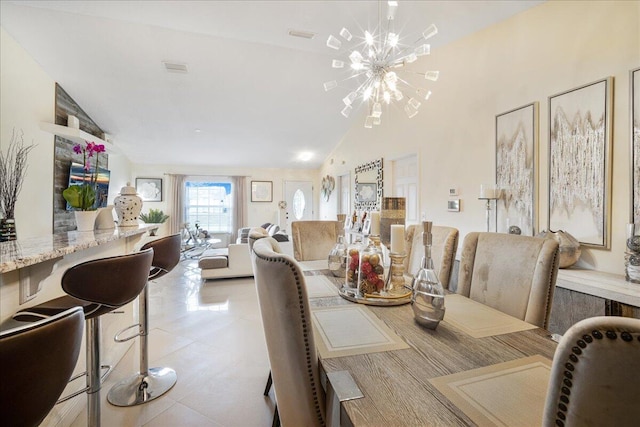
1;1;542;169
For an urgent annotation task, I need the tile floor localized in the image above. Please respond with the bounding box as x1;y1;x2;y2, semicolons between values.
71;259;275;427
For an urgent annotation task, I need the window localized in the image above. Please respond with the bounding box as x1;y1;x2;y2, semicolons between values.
184;180;233;233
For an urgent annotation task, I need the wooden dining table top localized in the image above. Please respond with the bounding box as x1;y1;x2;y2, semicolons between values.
303;266;558;427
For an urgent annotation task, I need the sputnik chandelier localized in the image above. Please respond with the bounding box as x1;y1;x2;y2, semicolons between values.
324;1;439;128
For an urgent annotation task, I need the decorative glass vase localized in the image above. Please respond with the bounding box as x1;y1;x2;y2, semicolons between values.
411;221;445;329
328;235;347;278
346;237;385;297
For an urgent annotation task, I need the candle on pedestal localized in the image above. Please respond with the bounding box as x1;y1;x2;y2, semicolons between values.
390;224;405;254
370;211;381;235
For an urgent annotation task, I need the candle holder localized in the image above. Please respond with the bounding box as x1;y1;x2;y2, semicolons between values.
384;252;407;293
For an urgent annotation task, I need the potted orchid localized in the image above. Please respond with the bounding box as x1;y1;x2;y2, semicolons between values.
63;141;105;231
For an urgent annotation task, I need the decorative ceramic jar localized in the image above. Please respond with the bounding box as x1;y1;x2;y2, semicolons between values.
0;218;17;241
114;182;142;227
536;229;581;268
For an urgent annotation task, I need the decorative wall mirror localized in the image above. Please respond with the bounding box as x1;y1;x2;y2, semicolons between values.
354;158;383;211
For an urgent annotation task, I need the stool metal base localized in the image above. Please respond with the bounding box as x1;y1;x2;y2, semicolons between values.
107;367;177;407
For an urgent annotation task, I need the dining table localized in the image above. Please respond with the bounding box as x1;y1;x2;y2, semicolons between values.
298;260;559;427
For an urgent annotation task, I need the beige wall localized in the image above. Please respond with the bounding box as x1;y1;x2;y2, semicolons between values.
132;163;318;230
319;0;640;275
0;28;135;239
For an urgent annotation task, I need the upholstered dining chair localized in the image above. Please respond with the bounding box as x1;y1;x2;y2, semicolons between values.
0;306;84;427
456;232;560;328
404;224;459;290
543;316;640;427
251;237;326;427
291;220;343;261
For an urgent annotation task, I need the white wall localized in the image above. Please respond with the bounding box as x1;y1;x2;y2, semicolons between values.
319;1;640;275
0;28;134;238
132;163;318;229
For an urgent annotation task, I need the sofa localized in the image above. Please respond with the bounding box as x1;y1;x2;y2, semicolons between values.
199;226;291;280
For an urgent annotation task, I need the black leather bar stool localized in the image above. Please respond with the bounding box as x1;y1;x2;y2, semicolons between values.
108;233;181;406
13;249;154;427
1;306;84;427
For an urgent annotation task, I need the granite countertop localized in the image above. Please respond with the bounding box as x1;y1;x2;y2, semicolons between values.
0;224;158;273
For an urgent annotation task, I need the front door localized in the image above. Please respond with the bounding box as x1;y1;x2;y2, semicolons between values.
284;181;313;233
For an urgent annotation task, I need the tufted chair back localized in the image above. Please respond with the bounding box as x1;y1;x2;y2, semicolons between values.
291;220;343;261
543;316;640;426
251;237;326;427
457;232;559;328
404;224;459;289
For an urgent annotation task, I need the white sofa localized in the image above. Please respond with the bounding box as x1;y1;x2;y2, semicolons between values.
199;240;293;280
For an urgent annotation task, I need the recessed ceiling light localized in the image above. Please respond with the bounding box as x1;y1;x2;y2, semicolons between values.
194;129;201;133
288;29;316;39
162;61;188;73
298;152;313;162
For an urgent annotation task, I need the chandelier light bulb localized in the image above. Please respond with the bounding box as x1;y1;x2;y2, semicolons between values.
422;24;438;40
325;2;438;127
339;27;353;41
424;71;440;81
326;35;342;50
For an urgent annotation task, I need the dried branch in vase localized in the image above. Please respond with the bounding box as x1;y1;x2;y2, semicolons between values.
0;128;36;219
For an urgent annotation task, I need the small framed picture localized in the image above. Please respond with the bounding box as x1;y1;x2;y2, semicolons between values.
251;181;273;202
447;199;460;212
136;177;162;202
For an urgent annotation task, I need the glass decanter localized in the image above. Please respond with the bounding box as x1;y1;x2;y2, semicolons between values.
328;235;347;278
411;221;445;329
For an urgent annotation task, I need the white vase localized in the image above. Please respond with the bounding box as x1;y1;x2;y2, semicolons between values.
75;210;98;232
114;182;143;227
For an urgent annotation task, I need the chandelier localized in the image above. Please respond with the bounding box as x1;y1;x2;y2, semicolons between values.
324;1;439;128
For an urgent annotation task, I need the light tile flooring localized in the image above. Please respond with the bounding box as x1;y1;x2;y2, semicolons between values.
71;259;275;427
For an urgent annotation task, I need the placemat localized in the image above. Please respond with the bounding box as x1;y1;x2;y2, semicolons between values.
299;259;330;271
444;294;537;338
305;275;339;298
429;355;551;427
311;305;409;358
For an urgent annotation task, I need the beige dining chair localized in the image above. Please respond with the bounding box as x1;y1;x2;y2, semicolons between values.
543;316;640;427
404;224;459;290
251;237;326;427
291;220;343;261
456;232;560;328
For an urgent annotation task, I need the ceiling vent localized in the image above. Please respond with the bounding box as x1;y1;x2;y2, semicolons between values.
162;61;188;73
288;29;316;39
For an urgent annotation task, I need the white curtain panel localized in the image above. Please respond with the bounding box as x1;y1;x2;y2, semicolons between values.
166;174;186;235
233;176;247;241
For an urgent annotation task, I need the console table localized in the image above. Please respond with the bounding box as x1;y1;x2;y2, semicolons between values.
548;268;640;335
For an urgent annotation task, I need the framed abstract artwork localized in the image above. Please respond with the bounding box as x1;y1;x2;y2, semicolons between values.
136;177;162;202
548;77;613;248
495;102;538;236
631;68;640;223
251;180;273;202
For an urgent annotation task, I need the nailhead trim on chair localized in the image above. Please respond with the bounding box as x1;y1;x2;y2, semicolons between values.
553;327;639;427
255;251;326;427
542;248;560;330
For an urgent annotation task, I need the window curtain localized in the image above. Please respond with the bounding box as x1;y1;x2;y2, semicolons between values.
232;176;247;241
166;174;186;235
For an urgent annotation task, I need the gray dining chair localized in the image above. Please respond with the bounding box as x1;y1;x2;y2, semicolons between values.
404;224;459;289
543;316;640;427
456;232;559;328
291;220;343;261
251;237;326;427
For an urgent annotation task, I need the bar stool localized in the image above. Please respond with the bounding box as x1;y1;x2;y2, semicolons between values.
1;306;84;427
108;233;181;406
13;249;154;427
